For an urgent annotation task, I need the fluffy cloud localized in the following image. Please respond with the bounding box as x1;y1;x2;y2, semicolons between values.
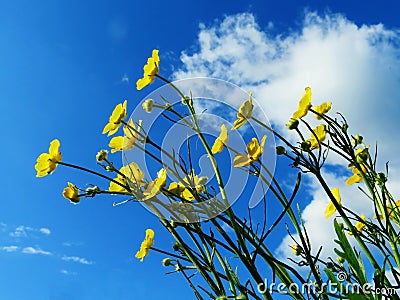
172;12;400;259
22;246;52;256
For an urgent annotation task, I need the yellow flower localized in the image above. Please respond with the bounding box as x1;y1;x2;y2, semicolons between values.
231;92;254;130
142;168;167;200
211;124;228;154
62;182;80;204
291;87;312;120
306;124;327;150
109;119;142;153
348;214;366;235
102;100;128;136
135;229;154;262
325;187;341;219
234;135;267;167
109;162;145;193
35;139;62;177
136;49;160;90
345;164;367;185
313;102;332;120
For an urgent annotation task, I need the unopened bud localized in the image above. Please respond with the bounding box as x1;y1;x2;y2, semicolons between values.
96;150;108;162
181;96;191;106
162;258;171;267
286;118;299;130
235;295;247;300
301;140;311;151
276;146;286;155
356;148;369;164
291;245;303;256
352;134;363;146
337;257;345;264
376;172;387;186
198;176;208;186
85;186;100;196
142;98;154;113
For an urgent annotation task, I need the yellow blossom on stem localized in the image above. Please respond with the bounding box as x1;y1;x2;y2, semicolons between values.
109;119;142;153
291;87;312;120
346;164;367;185
306;124;327;150
142;168;167;200
211;124;228;154
135;229;154;262
291;245;303;256
109;162;145;193
231;92;254;130
35;139;62;177
102;100;127;136
62;182;80;204
313;102;332;120
325;187;341;219
136;49;160;90
234;135;267;167
348;214;366;235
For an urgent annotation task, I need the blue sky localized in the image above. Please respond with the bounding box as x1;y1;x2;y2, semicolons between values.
1;0;400;299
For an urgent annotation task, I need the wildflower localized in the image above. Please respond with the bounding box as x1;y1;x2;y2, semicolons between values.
102;100;127;136
135;229;154;261
352;134;363;146
167;171;206;201
348;214;366;235
108;119;142;153
62;182;80;204
356;147;370;164
136;49;160;90
211;124;228;154
291;245;303;256
234;135;267;167
35;139;62;177
346;164;367;185
142;99;154;112
231;92;254;130
96;150;108;162
325;187;341;219
291;87;312;120
109;162;145;193
313;102;332;120
306;124;327;150
142;168;167;200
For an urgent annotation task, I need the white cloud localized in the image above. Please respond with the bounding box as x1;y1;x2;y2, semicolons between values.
1;246;19;252
22;246;52;256
62;255;94;265
60;269;77;275
39;228;51;235
173;12;400;259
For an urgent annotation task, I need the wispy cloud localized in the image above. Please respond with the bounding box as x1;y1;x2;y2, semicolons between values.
62;255;94;265
1;246;19;252
60;269;77;275
8;225;51;238
173;11;400;259
22;246;52;256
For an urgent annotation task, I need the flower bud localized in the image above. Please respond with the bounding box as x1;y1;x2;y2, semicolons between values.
85;186;100;196
181;96;192;106
356;148;369;164
96;150;108;162
162;258;171;267
235;295;247;300
352;134;363;146
173;242;181;251
342;123;348;133
376;172;387;186
106;165;116;172
336;257;345;264
142;98;154;113
286;118;299;130
198;176;208;186
276;146;286;155
301;140;311;151
291;245;303;256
